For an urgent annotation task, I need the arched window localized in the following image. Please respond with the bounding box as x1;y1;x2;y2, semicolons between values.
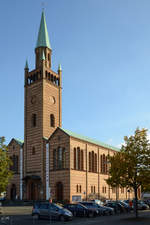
62;148;66;168
103;154;105;173
105;156;108;174
89;152;92;172
48;53;50;61
76;185;78;193
77;147;80;170
53;149;57;169
32;147;35;155
81;150;84;170
92;151;94;172
32;114;36;127
94;153;97;172
50;114;55;127
74;148;76;169
100;155;103;173
57;147;62;169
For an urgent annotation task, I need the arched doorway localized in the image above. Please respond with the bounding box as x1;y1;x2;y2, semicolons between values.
10;184;16;200
56;182;63;201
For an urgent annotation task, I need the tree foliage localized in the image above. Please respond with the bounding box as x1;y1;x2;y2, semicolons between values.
0;137;12;194
106;128;150;217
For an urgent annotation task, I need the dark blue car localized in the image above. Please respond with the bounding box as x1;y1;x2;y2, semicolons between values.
64;203;97;217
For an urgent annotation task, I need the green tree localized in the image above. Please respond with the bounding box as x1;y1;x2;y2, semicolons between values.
106;128;150;218
0;137;12;194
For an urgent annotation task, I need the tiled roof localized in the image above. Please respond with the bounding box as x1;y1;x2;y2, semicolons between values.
14;138;24;147
59;127;120;152
36;11;51;49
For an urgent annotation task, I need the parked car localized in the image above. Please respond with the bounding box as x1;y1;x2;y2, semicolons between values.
80;202;114;216
90;199;104;206
104;202;124;214
32;202;73;221
118;201;131;212
79;202;102;216
137;201;149;210
143;199;150;207
64;203;96;217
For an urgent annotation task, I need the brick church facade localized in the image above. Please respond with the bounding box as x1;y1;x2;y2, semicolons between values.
7;12;134;202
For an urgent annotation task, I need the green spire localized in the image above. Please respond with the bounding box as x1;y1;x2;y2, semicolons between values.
25;59;29;69
36;11;51;49
41;50;45;60
58;64;62;71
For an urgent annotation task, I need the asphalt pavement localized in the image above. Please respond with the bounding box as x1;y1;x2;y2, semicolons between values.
0;206;150;225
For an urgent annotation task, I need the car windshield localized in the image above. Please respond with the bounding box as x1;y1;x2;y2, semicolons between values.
54;203;63;209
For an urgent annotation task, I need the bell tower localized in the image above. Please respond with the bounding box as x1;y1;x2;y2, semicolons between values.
24;11;62;199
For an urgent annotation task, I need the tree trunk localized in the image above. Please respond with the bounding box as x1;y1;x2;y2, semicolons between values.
134;187;138;218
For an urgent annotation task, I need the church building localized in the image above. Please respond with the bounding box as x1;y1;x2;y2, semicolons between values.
7;12;134;202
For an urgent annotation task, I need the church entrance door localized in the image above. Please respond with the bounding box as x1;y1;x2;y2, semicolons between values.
10;184;16;200
56;182;63;201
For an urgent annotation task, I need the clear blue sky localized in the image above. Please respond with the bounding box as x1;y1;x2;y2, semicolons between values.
1;0;150;147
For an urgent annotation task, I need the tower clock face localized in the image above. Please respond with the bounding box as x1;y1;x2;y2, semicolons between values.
31;96;36;104
50;96;55;105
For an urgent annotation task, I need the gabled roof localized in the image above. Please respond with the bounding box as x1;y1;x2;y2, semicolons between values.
14;139;24;147
8;138;24;148
36;11;51;49
59;127;119;152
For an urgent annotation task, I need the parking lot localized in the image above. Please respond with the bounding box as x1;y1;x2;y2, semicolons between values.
1;206;150;225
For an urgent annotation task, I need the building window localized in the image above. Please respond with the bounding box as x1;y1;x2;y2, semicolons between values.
112;187;116;193
74;147;84;171
10;155;18;174
76;184;82;193
53;147;66;170
91;186;93;193
81;150;84;170
121;187;124;194
100;154;108;174
53;149;56;169
32;114;36;127
89;151;97;173
74;148;76;169
77;147;80;170
32;147;35;155
50;114;55;127
89;152;92;172
76;185;78;193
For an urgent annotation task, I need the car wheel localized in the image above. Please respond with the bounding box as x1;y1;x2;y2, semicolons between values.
88;212;94;218
73;211;77;217
32;214;40;220
60;215;65;222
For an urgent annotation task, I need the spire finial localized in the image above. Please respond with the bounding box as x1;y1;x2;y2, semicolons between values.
41;50;45;61
25;59;29;70
41;2;45;12
58;64;62;71
36;11;51;49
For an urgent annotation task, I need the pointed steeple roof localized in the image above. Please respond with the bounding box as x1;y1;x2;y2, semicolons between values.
41;50;45;60
36;11;51;49
25;59;29;69
58;64;62;71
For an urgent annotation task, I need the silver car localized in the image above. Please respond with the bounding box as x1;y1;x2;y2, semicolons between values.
32;202;73;221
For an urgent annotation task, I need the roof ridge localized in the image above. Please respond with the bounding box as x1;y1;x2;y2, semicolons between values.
59;127;119;152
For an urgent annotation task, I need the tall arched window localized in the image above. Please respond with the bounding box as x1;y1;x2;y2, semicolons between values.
77;147;80;170
103;154;105;173
53;149;57;169
92;151;94;172
74;148;76;169
81;150;84;170
57;147;62;169
62;148;66;168
32;114;36;127
89;152;92;172
50;114;55;127
94;153;97;172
